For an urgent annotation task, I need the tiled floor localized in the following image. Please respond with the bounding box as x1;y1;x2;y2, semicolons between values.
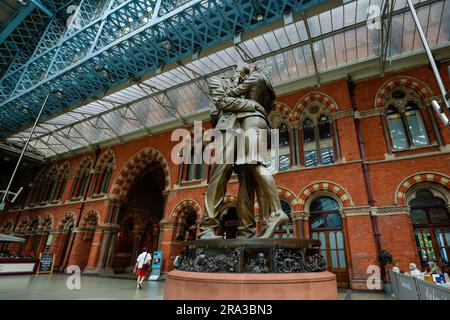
0;274;393;300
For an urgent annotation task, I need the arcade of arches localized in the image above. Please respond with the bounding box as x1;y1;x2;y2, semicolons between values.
1;69;450;290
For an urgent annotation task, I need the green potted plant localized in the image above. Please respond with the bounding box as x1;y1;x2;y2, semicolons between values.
377;249;393;293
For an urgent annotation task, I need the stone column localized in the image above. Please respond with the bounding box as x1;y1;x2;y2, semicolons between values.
158;220;177;273
341;206;377;290
291;211;309;239
84;227;105;270
83;223;119;274
47;228;69;270
125;232;143;272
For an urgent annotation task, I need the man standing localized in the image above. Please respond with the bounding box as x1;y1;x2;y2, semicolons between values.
134;247;151;289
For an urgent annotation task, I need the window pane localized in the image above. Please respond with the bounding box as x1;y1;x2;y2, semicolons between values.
329;232;337;249
310;197;340;212
331;250;339;268
186;163;196;181
304;150;318;167
303;119;315;142
387;112;409;149
327;213;342;229
318;115;331;139
411;209;428;224
320;147;334;165
405;107;429;146
336;231;344;249
279;124;290;147
339;249;346;267
279;155;291;172
310;214;325;230
429;208;450;224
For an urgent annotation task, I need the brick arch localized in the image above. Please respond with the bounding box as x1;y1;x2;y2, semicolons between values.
0;219;14;234
292;92;339;122
38;214;54;231
276;186;299;211
170;199;202;222
59;160;70;175
58;213;75;230
375;76;433;109
96;148;116;170
298;181;352;211
45;164;59;179
395;172;450;205
16;216;31;232
110;147;171;200
80;210;100;227
77;156;93;173
272;102;293;123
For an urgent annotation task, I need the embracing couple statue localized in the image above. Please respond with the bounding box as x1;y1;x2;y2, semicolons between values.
199;62;288;239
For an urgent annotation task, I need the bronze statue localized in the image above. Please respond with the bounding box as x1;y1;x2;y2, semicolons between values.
199;62;288;239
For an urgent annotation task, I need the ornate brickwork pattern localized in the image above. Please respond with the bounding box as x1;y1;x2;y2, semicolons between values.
395;172;450;205
110;147;171;200
375;76;433;109
292;92;339;122
170;199;202;222
298;181;352;211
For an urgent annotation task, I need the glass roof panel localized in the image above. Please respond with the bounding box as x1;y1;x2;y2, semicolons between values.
6;0;450;159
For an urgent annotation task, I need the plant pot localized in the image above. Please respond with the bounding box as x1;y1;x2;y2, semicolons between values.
383;283;392;294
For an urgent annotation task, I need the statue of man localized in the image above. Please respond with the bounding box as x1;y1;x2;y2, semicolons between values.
199;62;288;239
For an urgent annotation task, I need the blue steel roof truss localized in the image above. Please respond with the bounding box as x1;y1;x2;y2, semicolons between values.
0;0;330;136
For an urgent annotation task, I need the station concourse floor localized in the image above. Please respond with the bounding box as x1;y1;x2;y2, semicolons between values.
0;274;393;300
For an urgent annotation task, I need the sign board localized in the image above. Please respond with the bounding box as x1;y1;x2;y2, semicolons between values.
416;278;450;300
149;251;162;281
37;253;54;274
395;273;419;300
0;262;36;275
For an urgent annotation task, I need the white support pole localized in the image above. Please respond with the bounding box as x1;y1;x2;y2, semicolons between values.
1;92;52;205
406;0;450;125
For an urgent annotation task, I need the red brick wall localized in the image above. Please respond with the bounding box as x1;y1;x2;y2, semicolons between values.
1;62;449;290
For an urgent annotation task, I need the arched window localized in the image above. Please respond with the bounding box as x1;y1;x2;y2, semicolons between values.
409;188;449;271
175;209;198;241
273;200;294;239
384;88;430;150
309;196;348;287
268;110;291;172
71;159;92;199
301;104;336;168
52;163;69;202
95;157;114;194
185;148;205;181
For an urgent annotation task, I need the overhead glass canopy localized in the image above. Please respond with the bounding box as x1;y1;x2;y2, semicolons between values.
5;0;450;159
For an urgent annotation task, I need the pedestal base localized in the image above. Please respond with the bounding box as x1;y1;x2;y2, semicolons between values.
164;270;337;300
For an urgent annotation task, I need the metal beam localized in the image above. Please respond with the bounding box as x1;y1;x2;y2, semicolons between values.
0;2;36;45
31;0;54;17
302;12;321;86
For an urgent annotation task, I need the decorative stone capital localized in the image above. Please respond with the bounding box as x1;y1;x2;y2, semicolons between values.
370;205;410;216
341;206;371;217
291;211;309;221
72;227;95;233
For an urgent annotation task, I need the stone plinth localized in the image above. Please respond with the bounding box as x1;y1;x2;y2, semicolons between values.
164;270;337;300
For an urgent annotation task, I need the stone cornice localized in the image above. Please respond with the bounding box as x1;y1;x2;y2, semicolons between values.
370;206;410;216
341;206;371;217
332;109;354;120
354;108;383;119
